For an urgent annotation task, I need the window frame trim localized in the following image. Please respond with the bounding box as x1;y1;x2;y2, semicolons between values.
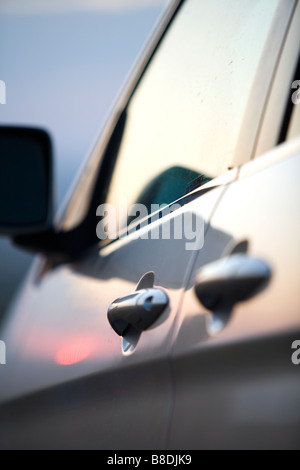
35;0;296;260
253;0;300;159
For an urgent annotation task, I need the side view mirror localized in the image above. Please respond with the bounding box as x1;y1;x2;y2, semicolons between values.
0;127;53;235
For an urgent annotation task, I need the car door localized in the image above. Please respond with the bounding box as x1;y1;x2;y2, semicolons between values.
169;2;300;450
0;0;295;450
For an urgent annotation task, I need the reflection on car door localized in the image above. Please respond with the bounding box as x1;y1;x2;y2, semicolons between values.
0;0;297;451
169;139;300;450
0;186;226;450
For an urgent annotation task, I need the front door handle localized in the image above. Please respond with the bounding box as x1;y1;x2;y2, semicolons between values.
108;272;169;337
194;253;271;331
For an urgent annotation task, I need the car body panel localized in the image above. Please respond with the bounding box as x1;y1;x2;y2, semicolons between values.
0;185;226;449
169;139;300;449
0;0;299;451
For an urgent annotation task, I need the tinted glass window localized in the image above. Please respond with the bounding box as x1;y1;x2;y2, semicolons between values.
106;0;280;225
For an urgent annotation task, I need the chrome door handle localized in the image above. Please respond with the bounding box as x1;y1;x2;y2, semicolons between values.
108;272;169;337
195;253;271;311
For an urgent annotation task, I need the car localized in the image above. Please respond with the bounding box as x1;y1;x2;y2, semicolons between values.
0;0;299;450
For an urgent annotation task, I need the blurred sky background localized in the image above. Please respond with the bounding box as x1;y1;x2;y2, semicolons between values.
0;0;169;320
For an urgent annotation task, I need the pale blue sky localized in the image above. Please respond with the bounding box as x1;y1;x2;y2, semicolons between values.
0;1;169;317
0;0;169;15
0;2;168;200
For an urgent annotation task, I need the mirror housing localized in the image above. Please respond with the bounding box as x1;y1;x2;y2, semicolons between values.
0;127;53;236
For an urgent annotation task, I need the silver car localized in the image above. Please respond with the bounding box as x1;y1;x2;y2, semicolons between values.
0;0;300;450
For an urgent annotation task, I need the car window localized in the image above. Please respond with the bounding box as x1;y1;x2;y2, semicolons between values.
106;0;280;231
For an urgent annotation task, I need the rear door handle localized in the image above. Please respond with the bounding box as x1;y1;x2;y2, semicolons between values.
108;272;169;337
194;253;271;332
